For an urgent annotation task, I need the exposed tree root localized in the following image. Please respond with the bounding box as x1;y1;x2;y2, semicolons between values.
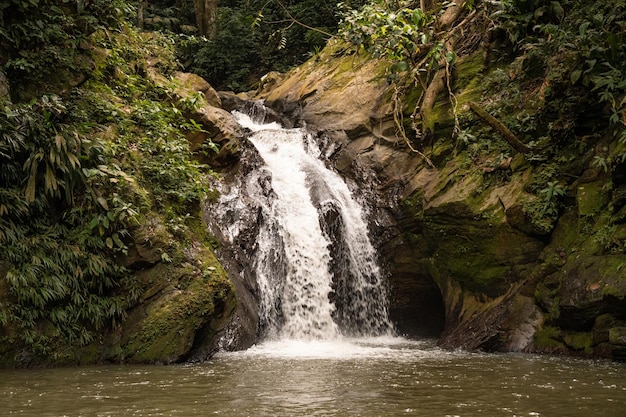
419;68;446;132
392;85;435;169
439;0;466;30
389;3;483;166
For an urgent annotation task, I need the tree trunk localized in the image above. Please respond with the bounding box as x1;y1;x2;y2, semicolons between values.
420;0;434;11
195;0;218;39
138;1;148;30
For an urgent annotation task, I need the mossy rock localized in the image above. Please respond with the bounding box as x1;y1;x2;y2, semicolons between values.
533;325;567;352
593;313;622;345
609;327;626;346
562;331;593;352
122;270;233;364
119;209;235;364
577;181;610;217
426;208;542;295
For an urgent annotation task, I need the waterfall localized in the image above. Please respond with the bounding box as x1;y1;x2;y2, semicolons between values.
214;107;393;343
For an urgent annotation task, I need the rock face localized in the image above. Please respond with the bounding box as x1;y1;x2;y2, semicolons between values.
250;40;626;359
116;234;236;364
202;141;267;351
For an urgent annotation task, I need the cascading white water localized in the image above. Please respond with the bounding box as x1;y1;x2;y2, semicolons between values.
231;109;393;342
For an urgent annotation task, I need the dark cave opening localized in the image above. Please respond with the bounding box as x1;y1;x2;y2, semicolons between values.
388;271;446;339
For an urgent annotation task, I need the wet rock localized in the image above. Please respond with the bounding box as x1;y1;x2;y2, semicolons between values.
202;144;267;350
188;104;243;167
173;72;222;107
555;255;626;330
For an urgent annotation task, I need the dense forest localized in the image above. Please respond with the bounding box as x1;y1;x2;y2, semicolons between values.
1;0;625;365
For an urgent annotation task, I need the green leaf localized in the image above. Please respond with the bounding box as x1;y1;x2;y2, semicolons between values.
45;164;58;193
570;69;582;84
112;233;124;248
579;22;590;36
395;61;409;72
88;217;100;230
25;174;36;203
55;134;65;151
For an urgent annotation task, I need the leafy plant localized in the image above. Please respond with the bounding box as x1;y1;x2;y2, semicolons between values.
522;179;566;234
0;0;134;101
1;14;216;360
487;0;626;164
538;181;566;217
172;0;362;91
339;1;437;76
594;225;626;254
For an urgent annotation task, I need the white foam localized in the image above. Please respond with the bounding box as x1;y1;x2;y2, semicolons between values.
232;110;282;131
217;336;438;361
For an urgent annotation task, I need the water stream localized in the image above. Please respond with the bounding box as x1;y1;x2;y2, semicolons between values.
222;109;393;344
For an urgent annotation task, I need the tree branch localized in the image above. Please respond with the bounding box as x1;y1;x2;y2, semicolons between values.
468;101;531;154
272;0;335;38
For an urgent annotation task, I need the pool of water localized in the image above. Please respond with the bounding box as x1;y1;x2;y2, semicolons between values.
2;337;625;416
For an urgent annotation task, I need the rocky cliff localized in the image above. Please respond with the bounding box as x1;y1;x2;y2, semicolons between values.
241;34;626;360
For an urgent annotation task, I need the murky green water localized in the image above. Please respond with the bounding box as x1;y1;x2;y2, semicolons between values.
2;338;625;416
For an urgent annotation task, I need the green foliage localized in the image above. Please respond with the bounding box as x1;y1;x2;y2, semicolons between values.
488;0;626;164
338;0;465;153
0;92;140;353
128;99;209;208
594;225;626;254
86;27;211;212
1;95;89;204
339;0;440;77
1;17;215;360
167;0;368;91
0;0;134;100
178;7;258;91
522;164;567;234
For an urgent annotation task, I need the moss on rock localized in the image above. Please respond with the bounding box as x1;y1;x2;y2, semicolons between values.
122;266;233;364
534;326;567;352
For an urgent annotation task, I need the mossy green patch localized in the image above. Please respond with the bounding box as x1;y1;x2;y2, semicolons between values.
563;331;594;352
123;268;233;364
534;325;566;350
609;327;626;345
577;181;610;217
